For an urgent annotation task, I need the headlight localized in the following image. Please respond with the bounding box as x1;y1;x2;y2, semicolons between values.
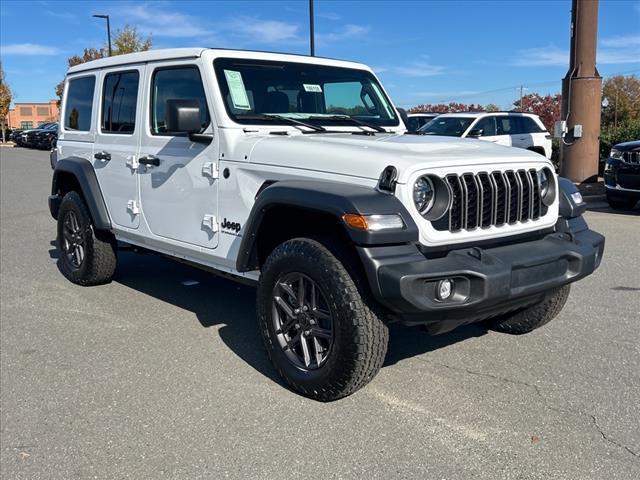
413;176;435;214
538;167;556;206
539;168;550;197
610;148;622;159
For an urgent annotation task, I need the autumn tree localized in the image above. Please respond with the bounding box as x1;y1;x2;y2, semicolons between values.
513;93;561;133
408;102;486;114
601;75;640;128
55;25;152;103
0;63;12;143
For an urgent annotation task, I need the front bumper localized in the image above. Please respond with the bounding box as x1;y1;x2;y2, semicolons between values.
358;218;604;334
604;158;640;194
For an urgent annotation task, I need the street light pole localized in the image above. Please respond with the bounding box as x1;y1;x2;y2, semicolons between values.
309;0;315;56
93;14;112;56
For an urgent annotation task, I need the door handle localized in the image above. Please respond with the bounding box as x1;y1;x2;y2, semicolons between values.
139;155;160;167
94;151;111;161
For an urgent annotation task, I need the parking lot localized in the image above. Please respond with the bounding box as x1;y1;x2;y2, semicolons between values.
1;147;638;479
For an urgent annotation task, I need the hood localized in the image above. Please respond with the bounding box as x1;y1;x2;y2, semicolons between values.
243;132;551;183
613;140;640;151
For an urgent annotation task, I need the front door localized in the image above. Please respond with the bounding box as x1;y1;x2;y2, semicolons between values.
93;66;144;229
138;63;219;249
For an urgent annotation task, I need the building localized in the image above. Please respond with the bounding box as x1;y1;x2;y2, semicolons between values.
7;100;59;129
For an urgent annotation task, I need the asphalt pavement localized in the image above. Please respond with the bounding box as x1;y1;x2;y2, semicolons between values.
1;147;639;479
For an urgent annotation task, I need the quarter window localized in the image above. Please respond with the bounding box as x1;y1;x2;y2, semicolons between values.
101;71;139;134
64;76;96;131
151;67;210;135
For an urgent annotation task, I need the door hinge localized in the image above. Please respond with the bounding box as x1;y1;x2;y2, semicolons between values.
202;162;219;179
202;214;218;233
127;200;140;215
126;155;139;170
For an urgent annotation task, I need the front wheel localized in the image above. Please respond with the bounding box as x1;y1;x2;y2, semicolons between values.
485;285;570;334
606;192;637;210
257;238;388;401
56;191;117;285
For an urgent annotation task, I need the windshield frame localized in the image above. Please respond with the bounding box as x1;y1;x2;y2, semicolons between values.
213;57;400;129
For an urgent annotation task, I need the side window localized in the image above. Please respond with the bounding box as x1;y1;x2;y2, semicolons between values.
496;117;514;135
101;71;139;134
151;66;210;135
474;116;496;136
521;116;545;133
65;76;96;131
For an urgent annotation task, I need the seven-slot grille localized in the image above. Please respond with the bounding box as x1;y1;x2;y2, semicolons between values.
622;151;640;164
432;169;547;232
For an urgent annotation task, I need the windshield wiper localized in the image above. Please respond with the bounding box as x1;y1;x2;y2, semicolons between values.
317;115;387;133
241;114;327;133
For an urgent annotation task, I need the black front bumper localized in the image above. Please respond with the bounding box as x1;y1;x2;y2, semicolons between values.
358;218;604;334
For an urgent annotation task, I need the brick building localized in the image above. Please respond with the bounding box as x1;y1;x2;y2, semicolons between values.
7;100;59;129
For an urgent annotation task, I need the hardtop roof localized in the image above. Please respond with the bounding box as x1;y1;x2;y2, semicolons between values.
66;47;370;75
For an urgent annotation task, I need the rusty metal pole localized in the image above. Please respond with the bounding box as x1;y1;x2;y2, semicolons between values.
560;0;602;183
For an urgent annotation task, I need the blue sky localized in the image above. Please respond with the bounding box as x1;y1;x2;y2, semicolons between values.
1;0;639;108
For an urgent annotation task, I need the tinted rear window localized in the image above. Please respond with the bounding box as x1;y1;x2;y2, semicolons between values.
65;76;95;131
101;71;139;134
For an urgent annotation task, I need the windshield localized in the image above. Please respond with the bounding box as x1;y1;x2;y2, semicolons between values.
419;117;474;137
214;58;399;128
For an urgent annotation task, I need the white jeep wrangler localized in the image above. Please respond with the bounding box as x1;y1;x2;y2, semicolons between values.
50;48;604;401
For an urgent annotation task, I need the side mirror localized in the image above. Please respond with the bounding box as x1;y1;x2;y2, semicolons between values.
166;99;202;134
396;107;410;130
467;128;483;138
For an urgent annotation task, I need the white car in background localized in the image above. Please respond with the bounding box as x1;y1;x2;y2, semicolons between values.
419;112;552;159
406;112;439;133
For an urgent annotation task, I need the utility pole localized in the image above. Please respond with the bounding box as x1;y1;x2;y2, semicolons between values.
519;85;526;111
560;0;602;183
309;0;315;56
93;14;112;56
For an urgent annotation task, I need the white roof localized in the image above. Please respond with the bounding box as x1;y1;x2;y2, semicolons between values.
67;48;370;75
436;112;539;118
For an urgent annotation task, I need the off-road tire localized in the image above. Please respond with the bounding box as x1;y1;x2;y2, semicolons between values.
57;191;117;285
257;238;388;401
485;285;571;334
606;192;637;210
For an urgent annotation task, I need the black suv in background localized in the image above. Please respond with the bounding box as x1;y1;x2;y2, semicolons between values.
604;140;640;210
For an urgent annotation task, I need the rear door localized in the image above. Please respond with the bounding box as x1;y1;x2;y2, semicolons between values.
93;66;144;229
138;62;219;249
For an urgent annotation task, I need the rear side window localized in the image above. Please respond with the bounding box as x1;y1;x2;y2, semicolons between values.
65;76;96;131
151;66;210;135
101;71;140;134
520;116;546;133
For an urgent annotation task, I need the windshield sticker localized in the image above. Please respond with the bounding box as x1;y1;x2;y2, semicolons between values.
303;84;323;93
224;70;251;110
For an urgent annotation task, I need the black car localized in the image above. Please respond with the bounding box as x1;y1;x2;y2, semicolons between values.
34;124;59;150
23;123;58;148
604;140;640;210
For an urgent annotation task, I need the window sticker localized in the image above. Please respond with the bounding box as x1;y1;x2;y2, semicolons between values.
224;70;251;110
303;84;323;93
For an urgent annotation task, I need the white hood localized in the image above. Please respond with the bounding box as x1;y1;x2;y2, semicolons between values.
236;132;552;184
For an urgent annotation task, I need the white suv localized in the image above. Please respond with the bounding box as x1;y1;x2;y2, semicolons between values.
419;112;553;159
49;48;603;401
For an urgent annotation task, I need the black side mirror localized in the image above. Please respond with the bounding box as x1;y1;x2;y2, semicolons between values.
397;108;410;130
166;99;202;134
467;128;483;138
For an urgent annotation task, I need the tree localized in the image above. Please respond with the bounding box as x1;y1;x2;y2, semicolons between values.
601;75;640;128
485;103;500;112
513;93;561;133
0;63;12;143
55;25;152;103
408;102;486;114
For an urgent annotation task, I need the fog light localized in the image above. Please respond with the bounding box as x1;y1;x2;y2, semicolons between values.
436;279;453;300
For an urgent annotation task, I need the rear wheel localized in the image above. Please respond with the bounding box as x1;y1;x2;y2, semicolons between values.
56;191;117;285
485;285;570;334
257;238;388;401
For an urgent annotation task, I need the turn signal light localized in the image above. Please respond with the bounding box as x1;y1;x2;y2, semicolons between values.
342;213;405;231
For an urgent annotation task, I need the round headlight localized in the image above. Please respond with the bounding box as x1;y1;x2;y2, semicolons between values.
413;176;435;214
539;168;550;197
